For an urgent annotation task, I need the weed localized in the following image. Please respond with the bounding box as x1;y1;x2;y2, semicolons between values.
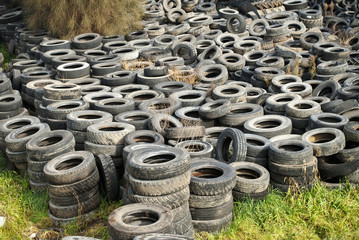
22;0;144;39
170;67;200;86
308;55;317;80
0;42;16;70
122;58;154;71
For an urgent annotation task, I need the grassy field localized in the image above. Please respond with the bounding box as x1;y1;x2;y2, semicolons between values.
1;153;359;240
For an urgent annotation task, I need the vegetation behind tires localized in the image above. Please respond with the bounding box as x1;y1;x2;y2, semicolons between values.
22;0;144;39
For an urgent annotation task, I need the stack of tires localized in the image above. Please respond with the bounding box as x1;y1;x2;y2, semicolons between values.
230;162;270;201
268;139;318;191
108;203;174;240
93;97;135;118
94;154;119;201
5;123;50;174
67;110;112;150
0;90;27;120
85;122;135;174
244;133;270;168
0;115;40;171
126;146;194;237
189;161;236;232
40;83;82;129
43;151;101;226
25;130;76;192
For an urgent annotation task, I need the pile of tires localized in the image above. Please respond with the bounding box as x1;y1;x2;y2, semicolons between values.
43;151;101;226
125;145;194;237
25;130;75;192
189;161;236;232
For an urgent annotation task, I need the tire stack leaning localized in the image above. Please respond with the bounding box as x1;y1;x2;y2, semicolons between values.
44;151;101;226
126;146;194;237
189;160;236;232
25;130;76;192
5;122;50;175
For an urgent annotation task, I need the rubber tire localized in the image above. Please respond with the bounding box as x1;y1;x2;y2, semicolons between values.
215;128;247;163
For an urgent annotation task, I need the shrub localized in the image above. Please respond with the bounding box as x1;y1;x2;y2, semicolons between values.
21;0;144;39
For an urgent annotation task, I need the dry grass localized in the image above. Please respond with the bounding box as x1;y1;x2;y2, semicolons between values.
285;57;301;77
21;0;144;39
169;67;200;86
308;55;317;80
122;58;154;71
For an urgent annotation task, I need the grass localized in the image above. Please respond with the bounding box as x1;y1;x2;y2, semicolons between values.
1;152;359;239
0;42;16;70
21;0;144;39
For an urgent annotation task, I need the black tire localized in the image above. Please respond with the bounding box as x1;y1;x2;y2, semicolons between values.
335;140;359;163
108;203;174;240
169;90;207;107
173;213;193;235
230;162;270;193
268;140;313;165
312;80;339;100
87;122;135;145
268;156;318;177
134;233;194;240
199;99;231;120
49;185;99;206
47;169;100;197
46;100;90;120
189;189;231;209
124;130;165;146
149;113;183;137
5;123;51;152
285;100;321;119
308;113;348;130
49;190;100;218
43;83;82;100
219;103;264;127
127;148;190;180
128;171;190;196
192;212;232;233
127;187;190;210
27;157;48;172
95;154;119;201
190;197;233;221
44;151;97;185
84;141;124;156
5;148;27;164
138;98;182;115
122;144;169;166
226;14;246;34
0;93;22;111
189;161;236;196
26;130;75;162
0;115;40;139
215;128;247;163
301;128;345;157
270;172;317;185
165;126;206;140
171;202;190;223
93;98;135;115
271;180;316;192
48;209;96;227
245;134;270;158
27;168;46;183
318;155;359;179
344;122;359;143
232;188;269;201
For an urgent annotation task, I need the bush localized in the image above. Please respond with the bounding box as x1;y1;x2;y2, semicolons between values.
22;0;144;39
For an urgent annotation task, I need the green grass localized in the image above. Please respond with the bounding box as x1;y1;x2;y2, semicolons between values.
1;152;359;239
1;42;16;69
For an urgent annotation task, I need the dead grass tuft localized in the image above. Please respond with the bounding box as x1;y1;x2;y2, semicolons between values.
122;58;154;71
21;0;144;39
308;55;317;79
169;67;200;86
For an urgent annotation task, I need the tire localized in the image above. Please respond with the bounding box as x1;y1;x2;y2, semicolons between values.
265;93;302;112
226;14;245;34
243;115;292;139
215;128;247;163
232;188;269;201
173;42;197;65
211;85;246;103
301;128;345;157
173;213;193;235
149;113;183;137
245;134;270;158
5;123;51;152
218;103;264;127
268;140;313;165
0;115;40;139
189;161;236;196
230;162;270;193
44;151;97;185
27;168;46;183
122;144;168;166
165;126;206;140
27;157;48;172
192;213;232;233
299;31;323;50
199;99;231;120
0;93;22;111
197;64;228;85
153;81;192;97
95;154;119;201
268;156;318;177
87;122;135;145
169;90;207;107
48;209;96;227
49;185;99;206
5;148;27;164
72;33;102;49
115;110;153;130
171;201;190;223
271;180;316;192
134;233;194;240
124;130;165;146
43;83;82;100
138;98;182;115
128;187;190;210
270;172;317;185
175;141;213;158
344;122;359;143
318;155;359;179
128;171;190;196
108;203;174;240
26;130;75;161
317;60;348;75
127;148;190;180
49;191;100;218
93;98;135;115
84;141;124;156
47;169;100;197
312;80;339;100
29;180;47;193
285;100;321;119
308;113;348;130
190;197;233;220
189;190;232;209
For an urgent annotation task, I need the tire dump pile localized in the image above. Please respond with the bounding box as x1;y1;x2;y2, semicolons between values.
0;0;358;239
